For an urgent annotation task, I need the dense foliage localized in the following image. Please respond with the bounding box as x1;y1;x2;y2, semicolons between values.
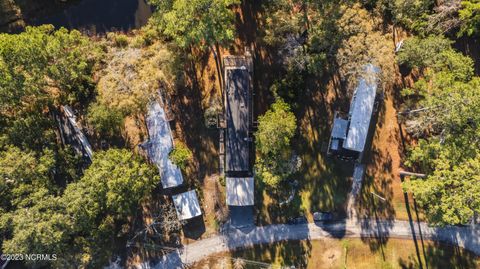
0;26;164;268
399;35;480;225
0;25;99;116
0;148;159;267
255;99;297;187
458;0;480;36
96;42;179;115
148;0;240;48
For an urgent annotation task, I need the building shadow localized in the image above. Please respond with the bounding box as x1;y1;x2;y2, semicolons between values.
183;215;206;240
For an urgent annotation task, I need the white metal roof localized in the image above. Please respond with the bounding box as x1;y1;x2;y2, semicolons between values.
332;117;349;139
343;65;378;152
226;177;254;206
144;102;183;188
172;190;202;220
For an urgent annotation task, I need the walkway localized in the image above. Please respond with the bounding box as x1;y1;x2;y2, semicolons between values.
137;219;480;268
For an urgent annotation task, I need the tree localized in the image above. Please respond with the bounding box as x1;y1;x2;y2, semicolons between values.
458;0;480;36
0;146;56;209
87;101;125;139
401;41;480;225
404;156;480;225
397;35;453;69
0;25;99;116
58;149;159;267
335;4;395;92
96;42;178;115
255;99;297;188
256;99;296;158
377;0;434;32
64;149;159;220
2;192;73;268
148;0;240;48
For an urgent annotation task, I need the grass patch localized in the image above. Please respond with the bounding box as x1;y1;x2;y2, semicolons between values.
194;239;480;269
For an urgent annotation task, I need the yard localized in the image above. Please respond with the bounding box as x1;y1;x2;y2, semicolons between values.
192;238;480;269
172;2;423;238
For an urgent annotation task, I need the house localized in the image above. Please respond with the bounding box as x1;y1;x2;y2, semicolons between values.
142;102;183;189
222;54;255;227
224;61;252;174
328;64;379;161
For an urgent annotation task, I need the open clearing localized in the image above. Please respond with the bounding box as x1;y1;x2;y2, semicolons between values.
192;238;480;269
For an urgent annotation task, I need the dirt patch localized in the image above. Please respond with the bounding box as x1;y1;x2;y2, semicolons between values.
123;115;146;150
321;248;342;268
202;174;228;236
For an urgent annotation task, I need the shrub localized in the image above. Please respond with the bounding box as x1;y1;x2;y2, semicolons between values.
169;142;192;170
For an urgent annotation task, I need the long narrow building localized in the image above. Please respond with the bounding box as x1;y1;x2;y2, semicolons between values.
223;54;255;227
225;66;251;174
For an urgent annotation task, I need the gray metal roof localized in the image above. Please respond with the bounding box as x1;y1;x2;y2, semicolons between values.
226;177;254;206
172;190;202;220
343;65;378;152
225;68;250;172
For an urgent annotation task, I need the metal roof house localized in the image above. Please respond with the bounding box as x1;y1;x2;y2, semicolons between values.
222;54;255;227
328;64;379;160
141;102;183;189
224;57;253;174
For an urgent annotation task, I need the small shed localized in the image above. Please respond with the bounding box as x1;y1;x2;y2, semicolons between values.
172;190;202;220
226;177;254;206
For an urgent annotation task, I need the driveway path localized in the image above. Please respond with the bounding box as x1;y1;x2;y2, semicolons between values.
137;219;479;268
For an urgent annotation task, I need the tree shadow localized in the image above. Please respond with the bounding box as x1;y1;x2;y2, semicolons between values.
398;240;479;269
230;239;313;268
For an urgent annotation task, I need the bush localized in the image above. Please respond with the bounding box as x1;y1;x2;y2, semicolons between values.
107;33;129;48
169;142;192;170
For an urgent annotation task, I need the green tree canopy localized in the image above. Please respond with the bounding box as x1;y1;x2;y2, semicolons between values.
148;0;240;48
256;99;296;158
404;156;480;225
402;41;480;225
0;146;56;209
64;149;160;221
2;192;72;268
459;0;480;36
255;99;297;188
397;35;453;69
0;25;100;116
87;101;125;139
169;141;193;170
